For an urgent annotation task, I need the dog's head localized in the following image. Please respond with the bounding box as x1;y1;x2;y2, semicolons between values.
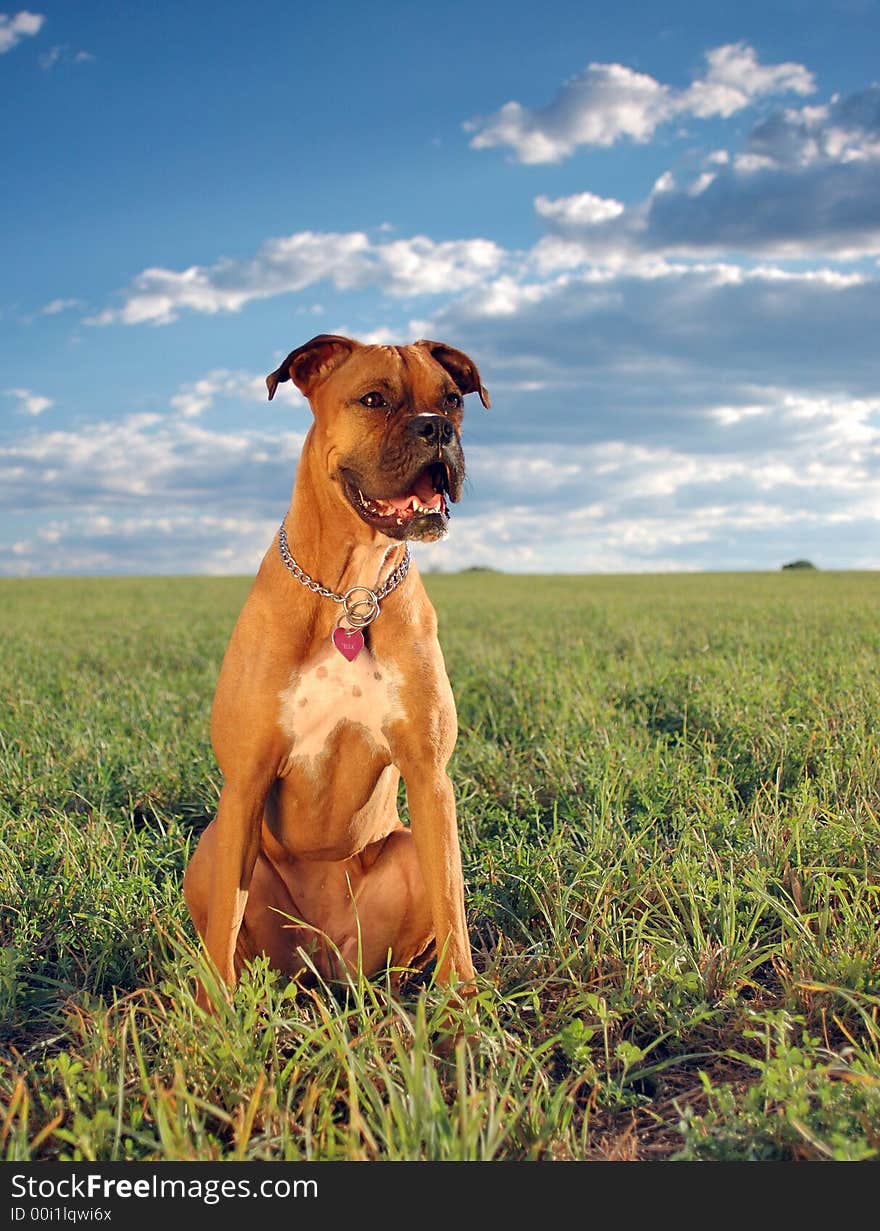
267;334;490;542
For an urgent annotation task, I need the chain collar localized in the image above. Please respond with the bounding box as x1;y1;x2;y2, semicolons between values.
277;517;412;630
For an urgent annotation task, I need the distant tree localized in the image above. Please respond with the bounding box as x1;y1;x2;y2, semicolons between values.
782;559;818;570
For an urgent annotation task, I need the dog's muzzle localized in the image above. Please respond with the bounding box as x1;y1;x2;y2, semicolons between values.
339;417;465;543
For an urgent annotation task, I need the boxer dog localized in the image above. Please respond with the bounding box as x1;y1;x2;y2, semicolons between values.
183;334;489;1006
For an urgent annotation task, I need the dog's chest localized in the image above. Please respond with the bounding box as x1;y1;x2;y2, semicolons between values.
277;645;405;765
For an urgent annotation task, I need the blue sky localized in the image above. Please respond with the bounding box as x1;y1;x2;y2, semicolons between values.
2;0;879;576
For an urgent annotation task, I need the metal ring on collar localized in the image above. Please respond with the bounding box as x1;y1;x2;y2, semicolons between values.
342;586;380;628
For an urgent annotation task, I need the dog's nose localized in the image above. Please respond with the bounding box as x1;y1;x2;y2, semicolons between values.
409;415;455;447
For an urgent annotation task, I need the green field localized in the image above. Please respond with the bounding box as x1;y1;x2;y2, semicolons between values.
1;569;879;1161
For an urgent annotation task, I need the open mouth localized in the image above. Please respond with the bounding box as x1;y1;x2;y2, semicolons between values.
343;461;454;540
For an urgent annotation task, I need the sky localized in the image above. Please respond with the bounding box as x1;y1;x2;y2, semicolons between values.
2;0;879;577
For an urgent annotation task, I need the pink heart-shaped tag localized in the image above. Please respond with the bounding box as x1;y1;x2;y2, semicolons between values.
332;626;364;661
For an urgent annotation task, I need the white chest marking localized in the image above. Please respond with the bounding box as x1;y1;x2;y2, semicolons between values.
277;646;405;763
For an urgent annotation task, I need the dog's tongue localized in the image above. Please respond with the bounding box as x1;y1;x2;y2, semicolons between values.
376;473;445;516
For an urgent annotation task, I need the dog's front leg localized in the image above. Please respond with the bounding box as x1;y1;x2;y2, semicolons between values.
196;780;266;1003
406;771;475;992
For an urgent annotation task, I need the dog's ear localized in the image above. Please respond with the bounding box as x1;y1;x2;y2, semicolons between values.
266;334;359;401
415;339;491;409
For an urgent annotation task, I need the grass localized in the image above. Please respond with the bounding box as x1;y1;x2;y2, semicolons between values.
1;568;879;1161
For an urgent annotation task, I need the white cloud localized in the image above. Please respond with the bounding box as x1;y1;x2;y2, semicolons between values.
0;9;43;54
465;42;815;163
0;411;307;509
41;297;82;315
535;191;625;226
420;257;880;467
170;370;266;418
464;387;879;505
37;41;93;68
644;161;880;261
5;40;880;579
1;512;280;578
377;236;501;295
466;62;670;162
423;495;878;577
749;87;880;167
443;388;880;571
462;272;555;317
678;42;814;120
91;231;505;326
528;85;880;263
1;372;878;576
5;386;53;415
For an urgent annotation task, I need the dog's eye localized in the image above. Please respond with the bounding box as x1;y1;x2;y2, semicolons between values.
360;392;387;409
444;392;462;410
